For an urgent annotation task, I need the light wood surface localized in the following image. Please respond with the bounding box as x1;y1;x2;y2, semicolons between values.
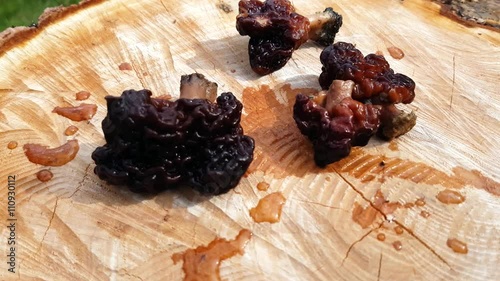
0;0;499;280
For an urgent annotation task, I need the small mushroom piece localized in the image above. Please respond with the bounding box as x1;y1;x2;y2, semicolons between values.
378;105;417;140
308;8;343;46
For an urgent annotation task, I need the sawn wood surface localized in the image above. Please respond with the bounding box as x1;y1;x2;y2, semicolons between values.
0;0;499;280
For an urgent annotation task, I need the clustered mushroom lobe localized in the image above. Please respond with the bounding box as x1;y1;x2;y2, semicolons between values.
319;42;415;104
294;42;417;166
236;0;343;75
92;74;255;195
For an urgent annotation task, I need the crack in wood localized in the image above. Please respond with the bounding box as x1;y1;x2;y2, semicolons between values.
290;198;349;212
37;197;59;253
290;56;300;69
68;163;92;199
341;221;384;265
332;167;452;269
391;221;451;268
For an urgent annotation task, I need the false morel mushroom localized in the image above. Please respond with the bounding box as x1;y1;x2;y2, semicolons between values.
92;74;255;195
294;43;417;166
236;0;343;75
319;42;415;104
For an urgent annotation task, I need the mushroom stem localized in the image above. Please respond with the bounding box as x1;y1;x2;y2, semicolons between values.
324;80;355;113
179;73;218;102
309;79;416;140
309;80;355;114
307;8;343;46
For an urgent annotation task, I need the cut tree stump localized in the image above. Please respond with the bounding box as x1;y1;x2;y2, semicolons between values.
0;0;499;280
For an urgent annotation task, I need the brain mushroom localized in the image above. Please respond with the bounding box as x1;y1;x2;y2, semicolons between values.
92;74;255;195
236;0;343;75
294;80;382;166
294;43;417;166
319;42;416;104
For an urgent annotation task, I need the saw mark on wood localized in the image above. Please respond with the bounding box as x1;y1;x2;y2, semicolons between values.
253;228;325;280
334;148;500;196
269;132;295;146
17;261;21;279
241;85;320;178
333;168;452;269
160;0;169;14
130;63;147;89
51;212;108;279
25;185;47;204
377;253;383;281
312;263;327;275
191;221;199;247
450;54;456;109
37;197;59;253
121;269;144;281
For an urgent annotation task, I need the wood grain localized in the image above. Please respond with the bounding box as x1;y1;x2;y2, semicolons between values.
0;0;499;280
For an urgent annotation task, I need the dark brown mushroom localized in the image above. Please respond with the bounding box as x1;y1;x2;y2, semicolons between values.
92;74;254;195
236;0;343;75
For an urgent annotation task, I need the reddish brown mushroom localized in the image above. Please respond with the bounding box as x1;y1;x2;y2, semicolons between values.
236;0;343;75
294;43;417;166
